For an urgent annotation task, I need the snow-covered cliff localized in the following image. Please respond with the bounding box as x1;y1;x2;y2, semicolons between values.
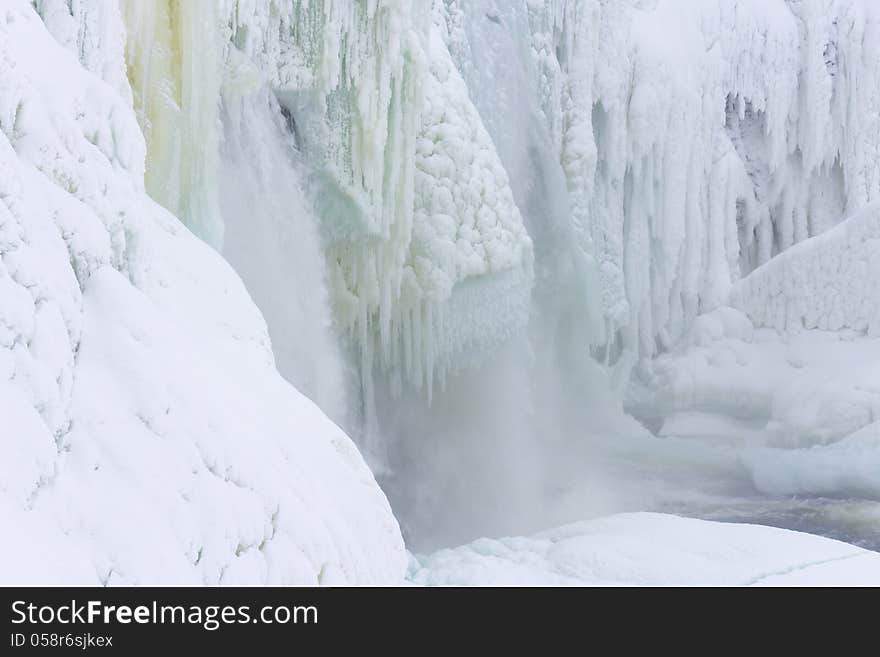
2;0;404;584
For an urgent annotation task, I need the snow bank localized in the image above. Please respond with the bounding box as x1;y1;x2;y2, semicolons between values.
408;512;880;586
645;200;880;455
1;1;404;585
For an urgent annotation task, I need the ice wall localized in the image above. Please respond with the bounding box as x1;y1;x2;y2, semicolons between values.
522;0;880;360
86;0;880;394
121;0;225;248
731;202;880;334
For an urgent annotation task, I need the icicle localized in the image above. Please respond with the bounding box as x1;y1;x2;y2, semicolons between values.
120;0;224;248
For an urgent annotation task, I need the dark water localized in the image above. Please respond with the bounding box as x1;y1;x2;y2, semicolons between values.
700;497;880;552
660;496;880;552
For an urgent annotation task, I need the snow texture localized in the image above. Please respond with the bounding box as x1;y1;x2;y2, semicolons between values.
2;0;404;585
408;512;880;586
732;202;880;335
634;203;880;503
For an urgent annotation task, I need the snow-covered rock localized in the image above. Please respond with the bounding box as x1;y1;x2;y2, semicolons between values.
1;0;404;585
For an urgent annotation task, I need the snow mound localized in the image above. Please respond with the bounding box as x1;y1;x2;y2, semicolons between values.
408;512;880;586
0;1;404;585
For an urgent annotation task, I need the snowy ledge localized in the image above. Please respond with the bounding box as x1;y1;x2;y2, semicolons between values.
407;513;880;586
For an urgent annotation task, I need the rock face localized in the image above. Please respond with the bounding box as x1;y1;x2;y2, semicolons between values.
0;1;405;585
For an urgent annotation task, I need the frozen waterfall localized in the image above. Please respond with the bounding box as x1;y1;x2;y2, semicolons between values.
27;0;880;553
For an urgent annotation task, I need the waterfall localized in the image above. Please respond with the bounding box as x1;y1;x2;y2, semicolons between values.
110;0;880;550
110;0;647;550
219;88;351;427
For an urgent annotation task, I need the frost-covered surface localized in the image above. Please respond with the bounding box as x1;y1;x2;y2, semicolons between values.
732;202;880;334
408;513;880;586
101;0;880;395
511;0;880;359
109;0;535;397
1;1;404;585
33;0;131;99
399;6;534;392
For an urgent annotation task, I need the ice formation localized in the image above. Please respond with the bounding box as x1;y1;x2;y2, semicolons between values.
9;0;880;583
521;0;880;360
110;0;537;405
633;198;880;495
73;0;880;417
731;202;880;334
113;0;880;399
1;0;404;584
120;0;225;248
